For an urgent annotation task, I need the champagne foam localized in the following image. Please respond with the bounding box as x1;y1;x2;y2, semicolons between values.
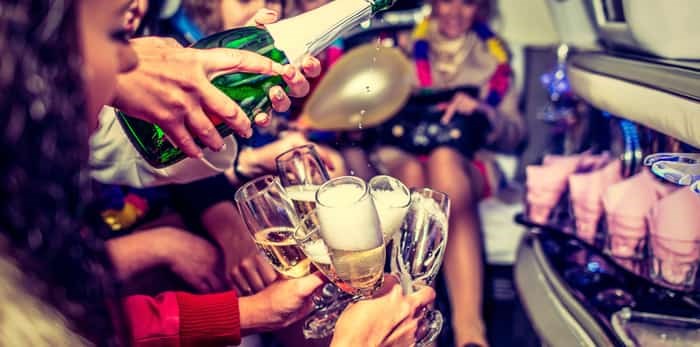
372;189;410;237
317;184;383;251
317;184;365;206
303;239;331;264
412;193;449;231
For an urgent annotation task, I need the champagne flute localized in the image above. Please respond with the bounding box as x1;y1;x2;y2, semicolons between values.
294;209;358;338
394;188;450;346
234;175;310;278
368;175;411;241
277;144;345;335
316;176;386;298
276;144;330;218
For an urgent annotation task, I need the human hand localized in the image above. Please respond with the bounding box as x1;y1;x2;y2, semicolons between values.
239;273;325;335
113;36;320;159
154;228;225;293
439;92;482;124
331;275;437;347
200;202;279;295
237;132;336;176
244;8;322;120
230;252;278;295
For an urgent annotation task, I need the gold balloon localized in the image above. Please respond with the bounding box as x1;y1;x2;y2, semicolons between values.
299;43;414;131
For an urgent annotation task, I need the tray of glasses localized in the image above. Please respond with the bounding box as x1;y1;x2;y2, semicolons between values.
515;211;700;296
517;213;700;345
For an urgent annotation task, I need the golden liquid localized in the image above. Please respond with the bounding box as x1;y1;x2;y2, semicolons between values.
331;244;385;296
307;259;354;294
286;185;318;217
254;227;310;278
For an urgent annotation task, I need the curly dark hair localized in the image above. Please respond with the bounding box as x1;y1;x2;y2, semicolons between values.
0;0;123;345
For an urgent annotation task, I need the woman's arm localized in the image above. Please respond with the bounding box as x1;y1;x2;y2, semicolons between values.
122;274;324;347
123;291;241;347
479;85;526;153
107;227;224;292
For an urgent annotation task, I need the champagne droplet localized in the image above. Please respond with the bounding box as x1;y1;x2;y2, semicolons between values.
358;110;366;129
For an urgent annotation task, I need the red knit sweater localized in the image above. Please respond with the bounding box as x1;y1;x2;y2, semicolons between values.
123;291;240;347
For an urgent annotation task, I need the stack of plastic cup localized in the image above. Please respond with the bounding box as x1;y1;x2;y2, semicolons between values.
647;188;700;289
602;170;677;259
568;160;622;244
526;155;582;224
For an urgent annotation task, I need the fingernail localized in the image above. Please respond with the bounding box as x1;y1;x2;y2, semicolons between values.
256;114;269;124
265;9;278;18
246;128;253;138
275;88;285;100
196;151;204;159
217;143;227;152
284;65;295;78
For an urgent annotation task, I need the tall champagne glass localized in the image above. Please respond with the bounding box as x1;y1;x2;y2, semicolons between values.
234;175;310;278
368;175;411;241
294;209;357;338
276;144;344;337
276;144;330;217
394;188;450;346
316;176;386;298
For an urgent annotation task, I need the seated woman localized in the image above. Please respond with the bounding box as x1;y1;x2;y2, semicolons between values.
372;0;526;346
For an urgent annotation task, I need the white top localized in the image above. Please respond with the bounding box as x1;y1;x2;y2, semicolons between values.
89;106;238;188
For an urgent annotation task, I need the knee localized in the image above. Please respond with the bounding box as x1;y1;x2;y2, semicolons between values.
427;147;462;167
426;148;478;207
398;158;426;188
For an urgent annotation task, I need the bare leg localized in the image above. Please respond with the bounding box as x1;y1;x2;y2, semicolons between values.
374;146;426;188
427;147;488;347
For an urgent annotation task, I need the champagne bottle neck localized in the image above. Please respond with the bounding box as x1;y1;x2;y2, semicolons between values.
266;0;378;66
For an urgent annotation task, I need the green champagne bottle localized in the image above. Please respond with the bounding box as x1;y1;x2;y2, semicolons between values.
117;0;396;168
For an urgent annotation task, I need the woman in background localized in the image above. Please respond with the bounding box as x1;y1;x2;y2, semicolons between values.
373;0;526;346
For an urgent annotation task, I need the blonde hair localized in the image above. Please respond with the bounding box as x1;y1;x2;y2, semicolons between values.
431;0;498;22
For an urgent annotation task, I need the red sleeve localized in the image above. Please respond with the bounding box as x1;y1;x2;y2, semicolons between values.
122;291;241;347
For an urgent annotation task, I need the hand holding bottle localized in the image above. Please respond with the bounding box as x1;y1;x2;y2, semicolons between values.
112;36;320;159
